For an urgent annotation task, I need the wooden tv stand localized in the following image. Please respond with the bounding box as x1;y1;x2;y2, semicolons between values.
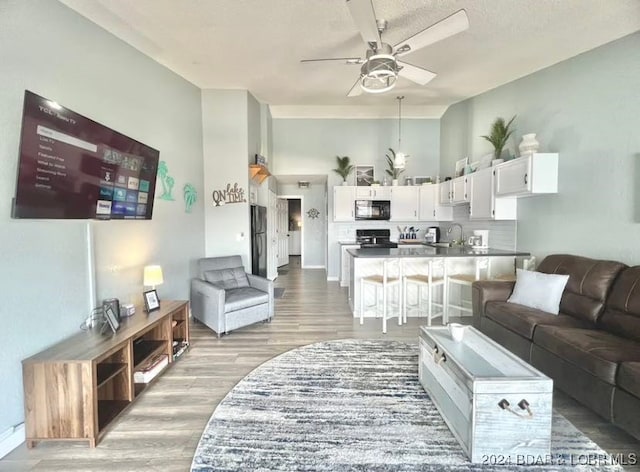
22;300;189;448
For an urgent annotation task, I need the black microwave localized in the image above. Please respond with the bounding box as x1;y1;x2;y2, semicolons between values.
354;200;391;220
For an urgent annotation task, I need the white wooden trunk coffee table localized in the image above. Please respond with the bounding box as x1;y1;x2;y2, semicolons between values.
419;325;553;464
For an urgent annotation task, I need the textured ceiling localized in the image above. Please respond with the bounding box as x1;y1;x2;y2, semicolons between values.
59;0;640;117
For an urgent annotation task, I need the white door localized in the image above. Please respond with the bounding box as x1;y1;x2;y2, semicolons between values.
451;176;469;204
418;185;436;220
277;199;289;267
390;186;419;221
267;190;278;279
494;157;531;196
470;168;493;220
333;186;355;221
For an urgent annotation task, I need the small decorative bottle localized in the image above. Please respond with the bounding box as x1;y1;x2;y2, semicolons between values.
519;133;539;157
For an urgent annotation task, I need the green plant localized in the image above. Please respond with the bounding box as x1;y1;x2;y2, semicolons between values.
385;148;404;180
481;116;516;160
332;155;354;182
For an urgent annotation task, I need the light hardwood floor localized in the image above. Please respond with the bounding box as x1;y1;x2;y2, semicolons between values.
2;256;639;471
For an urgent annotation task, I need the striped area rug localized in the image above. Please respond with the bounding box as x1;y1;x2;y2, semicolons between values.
192;339;623;471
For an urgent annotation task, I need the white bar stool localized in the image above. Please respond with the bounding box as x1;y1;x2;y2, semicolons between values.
402;258;446;326
360;259;402;334
445;257;491;319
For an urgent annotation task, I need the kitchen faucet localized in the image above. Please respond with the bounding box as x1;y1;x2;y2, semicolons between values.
447;223;464;246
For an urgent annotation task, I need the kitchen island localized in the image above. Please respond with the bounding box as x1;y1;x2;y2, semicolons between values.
346;246;529;319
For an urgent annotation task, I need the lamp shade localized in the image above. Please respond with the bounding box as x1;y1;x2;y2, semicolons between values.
143;265;164;287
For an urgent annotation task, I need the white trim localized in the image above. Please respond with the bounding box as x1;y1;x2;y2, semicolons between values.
327;276;339;281
0;424;25;459
303;265;326;269
270;105;447;119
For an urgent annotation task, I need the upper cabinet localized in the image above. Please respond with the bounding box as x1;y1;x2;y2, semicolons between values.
334;186;355;221
469;168;516;220
419;184;453;221
390;186;419;221
355;186;391;199
494;153;559;197
439;176;469;206
451;176;469;204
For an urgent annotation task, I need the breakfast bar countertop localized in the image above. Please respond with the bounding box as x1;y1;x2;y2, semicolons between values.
347;246;530;258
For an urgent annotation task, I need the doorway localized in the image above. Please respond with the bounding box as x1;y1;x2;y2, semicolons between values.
288;199;302;257
277;196;305;267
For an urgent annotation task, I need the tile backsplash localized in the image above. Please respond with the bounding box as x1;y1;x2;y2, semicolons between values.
335;207;516;250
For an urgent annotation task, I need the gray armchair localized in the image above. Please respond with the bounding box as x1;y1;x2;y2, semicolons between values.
190;255;274;337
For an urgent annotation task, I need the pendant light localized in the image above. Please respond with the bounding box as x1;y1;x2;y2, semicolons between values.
394;96;408;169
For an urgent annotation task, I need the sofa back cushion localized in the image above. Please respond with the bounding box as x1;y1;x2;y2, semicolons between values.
599;266;640;342
537;254;626;324
203;266;250;290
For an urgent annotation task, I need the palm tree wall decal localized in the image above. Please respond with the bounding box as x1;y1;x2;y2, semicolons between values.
183;183;197;213
157;161;175;200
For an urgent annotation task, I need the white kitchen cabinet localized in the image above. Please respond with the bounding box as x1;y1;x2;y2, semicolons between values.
390;186;419;221
439;180;452;205
355;186;391;199
340;244;360;288
469;168;517;220
494;153;558;197
451;176;469;204
438;177;468;206
333;186;355;221
419;185;453;221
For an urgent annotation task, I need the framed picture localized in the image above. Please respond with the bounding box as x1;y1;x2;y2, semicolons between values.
101;305;120;334
454;157;469;177
356;165;374;186
413;176;432;185
143;289;161;312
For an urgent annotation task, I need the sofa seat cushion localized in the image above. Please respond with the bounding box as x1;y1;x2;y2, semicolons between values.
618;362;640;398
485;301;591;340
224;287;269;313
534;326;640;384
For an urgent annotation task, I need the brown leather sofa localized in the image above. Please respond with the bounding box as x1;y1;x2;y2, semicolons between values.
472;254;640;440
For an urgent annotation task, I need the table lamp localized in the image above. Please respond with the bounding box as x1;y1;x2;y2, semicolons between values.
143;265;164;289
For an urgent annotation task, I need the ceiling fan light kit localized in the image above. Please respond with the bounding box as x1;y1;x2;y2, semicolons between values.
301;0;469;97
360;54;398;93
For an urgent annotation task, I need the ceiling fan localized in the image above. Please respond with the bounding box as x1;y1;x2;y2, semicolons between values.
301;0;469;96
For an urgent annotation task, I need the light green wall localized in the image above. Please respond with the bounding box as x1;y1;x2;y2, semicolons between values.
440;31;640;263
273;119;440;185
278;183;327;268
273;118;440;278
0;0;204;436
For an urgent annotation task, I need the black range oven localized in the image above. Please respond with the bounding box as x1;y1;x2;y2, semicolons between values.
354;200;391;220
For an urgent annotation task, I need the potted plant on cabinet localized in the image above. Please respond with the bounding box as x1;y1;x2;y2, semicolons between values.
385;148;404;185
332;155;354;185
481;115;516;164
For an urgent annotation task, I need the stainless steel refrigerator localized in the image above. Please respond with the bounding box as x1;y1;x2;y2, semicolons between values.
250;205;267;277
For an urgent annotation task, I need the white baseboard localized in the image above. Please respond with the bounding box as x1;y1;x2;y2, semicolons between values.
0;423;25;459
327;276;339;281
302;265;325;269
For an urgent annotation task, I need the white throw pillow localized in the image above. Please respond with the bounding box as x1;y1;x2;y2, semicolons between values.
507;269;569;315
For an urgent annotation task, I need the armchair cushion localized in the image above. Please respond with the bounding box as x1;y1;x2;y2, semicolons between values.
204;266;250;290
224;287;269;313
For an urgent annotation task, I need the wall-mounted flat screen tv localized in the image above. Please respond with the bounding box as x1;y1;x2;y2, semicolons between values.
12;90;159;220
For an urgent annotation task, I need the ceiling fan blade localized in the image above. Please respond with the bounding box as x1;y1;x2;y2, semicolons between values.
394;9;469;56
301;57;364;64
347;77;363;97
346;0;381;46
397;61;436;85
